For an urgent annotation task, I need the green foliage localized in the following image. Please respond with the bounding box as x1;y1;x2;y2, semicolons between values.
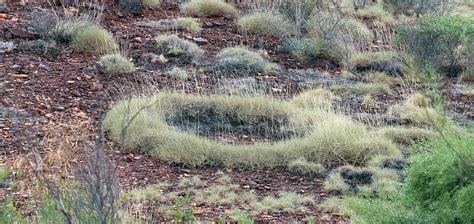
181;0;238;17
0;165;10;183
376;126;435;145
395;15;474;77
177;17;202;33
276;0;325;34
251;192;314;213
214;47;277;76
343;131;474;223
237;12;296;37
99;53;135;76
70;24;118;54
155;34;203;63
173;193;196;222
331;83;392;96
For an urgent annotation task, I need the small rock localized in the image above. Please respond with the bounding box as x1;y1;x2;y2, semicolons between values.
192;37;208;44
0;6;9;13
9;28;39;39
133;36;142;42
119;0;144;15
0;13;7;19
0;41;15;54
224;15;234;20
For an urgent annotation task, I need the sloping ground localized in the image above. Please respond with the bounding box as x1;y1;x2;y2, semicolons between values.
0;0;473;223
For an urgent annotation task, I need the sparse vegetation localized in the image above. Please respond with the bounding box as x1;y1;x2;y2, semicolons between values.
388;93;447;126
98;53;135;76
155;34;204;63
181;0;239;17
332;83;392;96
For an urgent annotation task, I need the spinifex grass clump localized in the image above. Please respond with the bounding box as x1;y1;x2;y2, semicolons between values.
181;0;239;17
104;92;400;169
70;24;118;54
214;47;277;76
155;34;203;64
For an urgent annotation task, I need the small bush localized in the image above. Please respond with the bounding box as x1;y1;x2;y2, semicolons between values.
144;0;160;8
351;4;397;26
177;17;202;33
155;35;203;64
287;158;325;176
70;24;118;54
346;132;474;223
181;0;238;17
383;0;449;16
348;51;406;76
214;47;277;76
395;15;473;77
237;12;296;38
99;53;135;76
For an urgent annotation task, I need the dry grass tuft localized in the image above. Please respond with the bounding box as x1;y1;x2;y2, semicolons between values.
177;17;202;33
155;34;203;63
237;12;296;37
181;0;239;17
70;24;118;54
99;53;135;76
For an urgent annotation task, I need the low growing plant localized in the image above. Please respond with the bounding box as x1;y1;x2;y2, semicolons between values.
99;53;135;76
213;47;277;76
70;24;118;54
155;34;204;64
181;0;239;17
237;12;296;38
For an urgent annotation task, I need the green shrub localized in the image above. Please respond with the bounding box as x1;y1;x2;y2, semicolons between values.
343;131;474;223
177;17;202;33
395;15;473;77
383;0;449;16
70;24;118;54
104;92;400;169
237;12;296;38
181;0;238;17
214;47;277;76
99;53;135;76
287;158;326;176
331;83;392;96
155;35;203;64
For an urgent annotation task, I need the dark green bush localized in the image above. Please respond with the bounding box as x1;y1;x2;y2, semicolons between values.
396;15;474;77
345;131;474;223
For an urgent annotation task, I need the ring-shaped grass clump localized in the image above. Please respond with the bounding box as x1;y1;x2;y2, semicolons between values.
104;91;400;169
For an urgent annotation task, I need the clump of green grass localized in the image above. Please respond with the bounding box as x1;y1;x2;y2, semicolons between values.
237;12;296;38
155;34;203;63
104;92;400;169
279;37;344;65
349;4;397;26
70;24;118;54
144;0;161;8
99;53;135;76
181;0;239;17
291;88;337;110
348;51;406;76
287;158;326;176
214;47;277;76
177;17;202;33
